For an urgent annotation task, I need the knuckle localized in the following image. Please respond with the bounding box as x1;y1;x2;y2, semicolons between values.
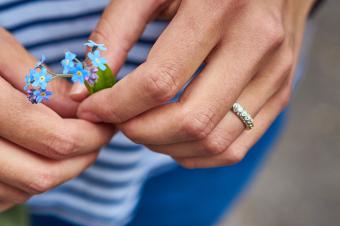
202;134;233;155
262;14;285;49
43;130;79;159
182;109;216;140
27;168;58;193
142;63;178;103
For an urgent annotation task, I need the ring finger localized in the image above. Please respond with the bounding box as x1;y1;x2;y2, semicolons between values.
147;40;293;157
175;84;291;168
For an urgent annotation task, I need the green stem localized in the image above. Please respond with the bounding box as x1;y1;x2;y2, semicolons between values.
74;58;82;64
48;70;73;79
53;74;73;78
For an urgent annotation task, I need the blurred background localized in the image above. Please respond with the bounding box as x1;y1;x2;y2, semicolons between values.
220;1;340;226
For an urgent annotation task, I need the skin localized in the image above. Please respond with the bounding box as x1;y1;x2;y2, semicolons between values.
76;0;316;168
0;29;115;211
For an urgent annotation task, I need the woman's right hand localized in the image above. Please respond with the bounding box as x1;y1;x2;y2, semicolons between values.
0;28;115;211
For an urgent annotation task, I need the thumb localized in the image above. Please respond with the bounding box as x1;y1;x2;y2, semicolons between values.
69;0;173;100
90;0;173;72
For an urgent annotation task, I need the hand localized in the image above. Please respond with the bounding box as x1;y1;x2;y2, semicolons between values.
0;28;115;211
77;0;315;168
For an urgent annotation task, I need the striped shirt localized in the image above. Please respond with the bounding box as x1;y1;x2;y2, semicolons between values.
0;1;175;226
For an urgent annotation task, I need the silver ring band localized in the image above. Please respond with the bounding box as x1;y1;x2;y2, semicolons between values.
232;103;254;130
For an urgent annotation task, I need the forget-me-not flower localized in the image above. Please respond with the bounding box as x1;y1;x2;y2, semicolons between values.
61;51;76;74
32;67;52;90
88;50;107;71
24;69;36;90
84;40;107;51
70;63;89;84
33;89;52;103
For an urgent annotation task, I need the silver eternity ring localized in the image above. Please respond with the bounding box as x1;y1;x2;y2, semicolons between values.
232;103;254;130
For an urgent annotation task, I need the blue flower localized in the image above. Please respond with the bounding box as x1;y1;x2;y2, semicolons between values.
34;55;46;68
61;51;76;74
88;50;107;71
84;40;107;51
33;89;52;103
32;67;52;89
24;69;36;90
70;63;89;84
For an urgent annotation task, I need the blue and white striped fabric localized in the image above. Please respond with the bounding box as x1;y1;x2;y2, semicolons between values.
0;1;175;226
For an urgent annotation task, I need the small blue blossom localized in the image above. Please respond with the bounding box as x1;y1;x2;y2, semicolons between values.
34;55;46;68
33;89;52;103
32;67;52;90
70;63;89;84
24;69;36;90
61;51;76;74
88;50;107;71
84;40;107;51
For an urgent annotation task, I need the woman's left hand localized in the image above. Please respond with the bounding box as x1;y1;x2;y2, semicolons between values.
77;0;316;168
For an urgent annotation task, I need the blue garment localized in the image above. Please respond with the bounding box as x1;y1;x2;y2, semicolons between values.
31;112;287;226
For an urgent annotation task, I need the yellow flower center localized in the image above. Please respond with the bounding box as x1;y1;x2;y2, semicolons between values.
76;71;82;76
95;58;100;64
40;76;45;81
41;92;46;97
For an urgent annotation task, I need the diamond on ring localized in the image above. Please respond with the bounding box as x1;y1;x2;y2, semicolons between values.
232;103;254;130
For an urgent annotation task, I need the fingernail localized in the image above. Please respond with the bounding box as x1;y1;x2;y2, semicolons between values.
79;112;102;123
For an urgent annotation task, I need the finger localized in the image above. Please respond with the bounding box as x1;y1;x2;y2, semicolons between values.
0;28;79;117
78;1;225;123
70;0;174;99
0;77;114;159
175;85;291;168
0;182;30;204
69;83;89;102
0;138;98;194
89;0;173;72
118;12;287;145
145;40;293;155
157;0;181;20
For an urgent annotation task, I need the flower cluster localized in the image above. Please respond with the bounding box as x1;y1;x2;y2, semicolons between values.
24;40;108;104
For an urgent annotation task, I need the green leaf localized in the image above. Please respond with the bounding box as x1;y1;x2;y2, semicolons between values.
85;64;116;94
